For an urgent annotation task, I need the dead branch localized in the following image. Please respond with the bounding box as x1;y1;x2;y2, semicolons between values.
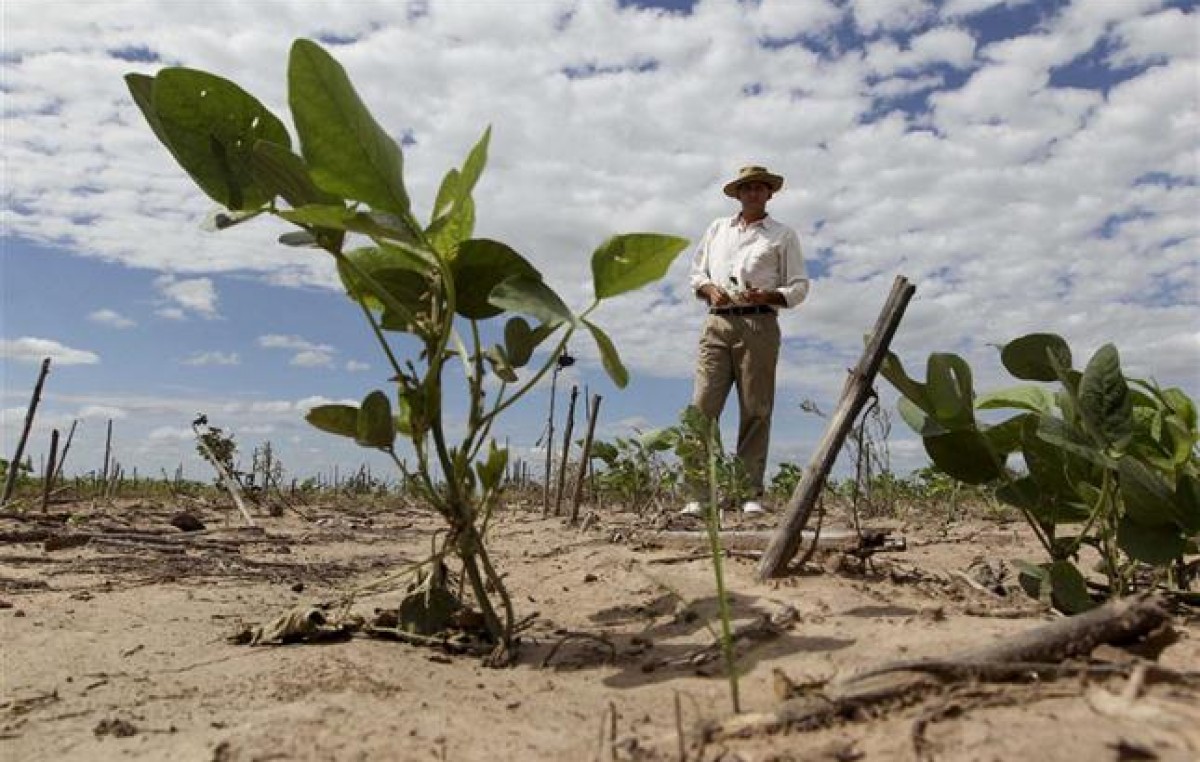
707;592;1185;741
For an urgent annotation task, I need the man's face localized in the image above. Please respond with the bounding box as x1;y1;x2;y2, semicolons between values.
736;181;773;213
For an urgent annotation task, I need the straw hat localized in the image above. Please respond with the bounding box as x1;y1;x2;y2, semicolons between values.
723;165;784;198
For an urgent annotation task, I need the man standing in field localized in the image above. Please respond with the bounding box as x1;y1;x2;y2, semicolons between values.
682;165;810;516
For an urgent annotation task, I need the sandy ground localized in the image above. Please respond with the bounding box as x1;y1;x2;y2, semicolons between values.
1;496;1197;762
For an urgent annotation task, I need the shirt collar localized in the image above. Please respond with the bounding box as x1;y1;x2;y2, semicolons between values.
729;213;771;229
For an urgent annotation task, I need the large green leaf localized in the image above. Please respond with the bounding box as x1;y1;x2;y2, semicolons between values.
336;247;431;329
1001;333;1073;382
926;353;975;431
1079;344;1132;451
976;385;1057;415
1036;416;1116;469
1118;457;1180;528
880;351;933;416
356;391;395;450
280;205;427;258
982;414;1030;457
306;404;358;439
1117;516;1186;565
1176;472;1200;534
923;430;1003;484
451;239;541;320
130;68;291;211
582;318;629;388
288;39;410;217
489;276;574;326
591;233;690;300
248;140;342;209
897;397;946;436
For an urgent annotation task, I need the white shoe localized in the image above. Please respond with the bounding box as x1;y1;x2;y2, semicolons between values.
741;500;766;515
680;501;704;516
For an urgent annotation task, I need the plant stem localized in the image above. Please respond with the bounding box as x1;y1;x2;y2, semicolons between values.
703;417;740;713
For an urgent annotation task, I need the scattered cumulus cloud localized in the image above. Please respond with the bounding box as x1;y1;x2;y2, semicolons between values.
0;337;99;365
87;308;136;329
155;275;220;319
77;405;127;420
258;334;336;368
181;351;241;366
344;360;371;372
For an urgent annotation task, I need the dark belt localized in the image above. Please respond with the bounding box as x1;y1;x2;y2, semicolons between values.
709;305;776;316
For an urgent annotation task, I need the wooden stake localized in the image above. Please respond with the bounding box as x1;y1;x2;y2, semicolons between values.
41;429;59;513
554;385;579;516
757;276;916;580
100;418;113;488
570;394;602;525
1;357;51;507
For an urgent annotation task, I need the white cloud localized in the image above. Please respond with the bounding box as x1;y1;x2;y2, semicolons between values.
258;334;336;368
851;0;935;35
0;337;99;365
290;349;335;368
181;351;241;366
345;360;371;372
87;309;136;329
155;275;220;319
77;405;127;420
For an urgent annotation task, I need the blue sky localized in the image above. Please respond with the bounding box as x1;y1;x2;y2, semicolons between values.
2;0;1197;485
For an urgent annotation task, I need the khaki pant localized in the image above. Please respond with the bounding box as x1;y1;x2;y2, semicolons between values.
691;313;781;495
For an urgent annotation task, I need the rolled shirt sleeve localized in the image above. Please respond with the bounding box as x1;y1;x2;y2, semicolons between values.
687;220;720;299
776;227;810;308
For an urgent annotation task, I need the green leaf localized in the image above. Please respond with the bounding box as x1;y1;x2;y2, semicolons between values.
982;414;1030;457
489;276;574;326
305;404;359;439
897;397;947;436
1047;560;1095;613
880;351;934;416
926;353;976;431
1036;416;1116;469
451;239;541;320
474;440;508;493
976;385;1057;415
132;68;291;211
591;233;690;300
1176;472;1200;534
582;318;629;388
356;391;395;450
427;127;490;255
503;317;554;368
280;205;428;258
1078;344;1132;451
288;39;410;217
1117;516;1186;565
336;247;431;331
1161;387;1198;432
1118;457;1180;528
1001;333;1073;382
248;140;342;208
923;430;1003;485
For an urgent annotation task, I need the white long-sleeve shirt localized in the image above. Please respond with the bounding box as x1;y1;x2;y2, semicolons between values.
687;214;810;308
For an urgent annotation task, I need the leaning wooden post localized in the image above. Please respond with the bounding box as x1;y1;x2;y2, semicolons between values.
554;385;579;516
41;429;60;513
757;276;916;580
100;418;113;489
2;357;51;507
569;394;603;525
52;419;77;484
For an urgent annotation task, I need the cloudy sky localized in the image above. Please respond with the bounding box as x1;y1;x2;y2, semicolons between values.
2;0;1197;489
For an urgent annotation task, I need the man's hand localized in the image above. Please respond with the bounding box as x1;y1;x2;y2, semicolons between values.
743;288;785;307
698;284;732;307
